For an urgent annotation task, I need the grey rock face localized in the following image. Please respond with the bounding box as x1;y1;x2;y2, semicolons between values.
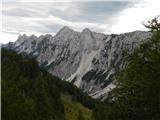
5;27;151;99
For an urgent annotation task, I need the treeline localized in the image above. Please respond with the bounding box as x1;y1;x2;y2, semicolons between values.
93;17;160;120
1;48;97;120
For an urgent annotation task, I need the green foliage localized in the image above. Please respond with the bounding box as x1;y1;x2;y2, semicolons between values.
43;70;98;110
61;94;93;120
77;111;85;120
1;48;97;120
94;16;160;120
1;48;65;120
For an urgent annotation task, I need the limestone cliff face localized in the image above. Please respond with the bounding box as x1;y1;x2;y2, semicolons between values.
5;26;151;99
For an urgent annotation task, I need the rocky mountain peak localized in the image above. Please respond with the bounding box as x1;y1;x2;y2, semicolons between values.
17;34;27;40
58;26;73;34
82;28;91;34
17;34;37;41
4;27;151;100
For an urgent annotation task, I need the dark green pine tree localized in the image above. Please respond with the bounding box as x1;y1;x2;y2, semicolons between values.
110;16;160;120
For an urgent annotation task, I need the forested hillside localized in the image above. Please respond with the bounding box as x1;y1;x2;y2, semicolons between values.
1;48;97;120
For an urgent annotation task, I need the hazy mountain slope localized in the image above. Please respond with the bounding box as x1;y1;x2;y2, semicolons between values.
1;48;96;120
5;26;151;99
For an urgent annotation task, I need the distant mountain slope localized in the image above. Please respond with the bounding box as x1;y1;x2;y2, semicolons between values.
1;48;96;120
5;26;151;99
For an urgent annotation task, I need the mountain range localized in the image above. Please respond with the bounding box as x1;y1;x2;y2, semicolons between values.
4;26;151;100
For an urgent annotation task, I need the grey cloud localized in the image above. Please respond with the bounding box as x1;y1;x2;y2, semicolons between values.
2;1;138;34
35;21;63;33
49;1;134;23
3;2;50;18
3;8;43;18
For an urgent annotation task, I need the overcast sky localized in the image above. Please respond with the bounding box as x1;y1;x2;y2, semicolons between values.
1;0;160;44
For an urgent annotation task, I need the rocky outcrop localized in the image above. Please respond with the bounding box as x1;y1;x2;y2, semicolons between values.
5;26;151;99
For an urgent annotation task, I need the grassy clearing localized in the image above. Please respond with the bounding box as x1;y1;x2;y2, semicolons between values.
61;94;94;120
